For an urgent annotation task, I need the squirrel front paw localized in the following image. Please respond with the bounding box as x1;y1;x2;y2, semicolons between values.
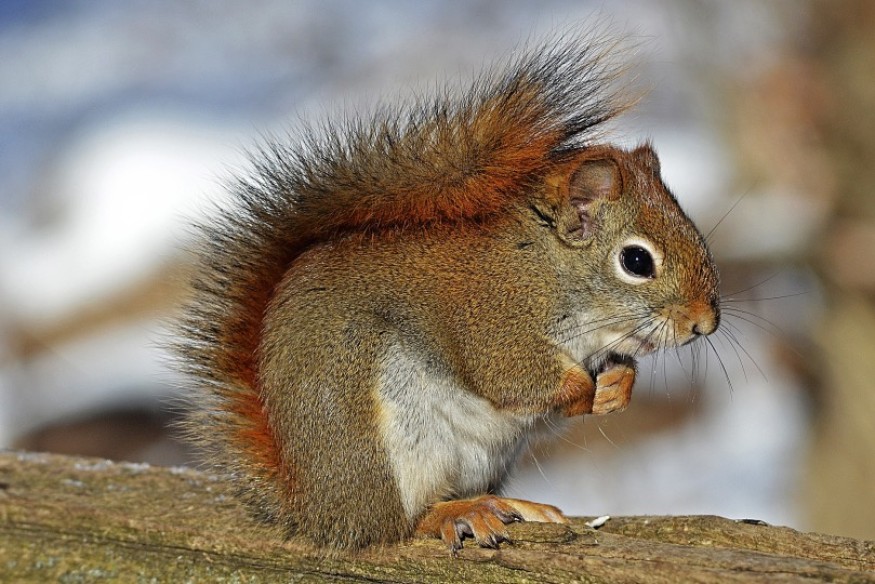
592;356;636;415
554;354;636;416
415;495;566;553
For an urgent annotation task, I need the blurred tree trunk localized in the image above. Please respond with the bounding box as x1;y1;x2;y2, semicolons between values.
805;0;875;540
722;0;875;539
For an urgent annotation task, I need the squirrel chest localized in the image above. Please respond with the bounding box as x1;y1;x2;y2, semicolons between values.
378;343;537;521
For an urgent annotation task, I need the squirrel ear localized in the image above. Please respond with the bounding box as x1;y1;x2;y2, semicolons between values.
553;156;621;244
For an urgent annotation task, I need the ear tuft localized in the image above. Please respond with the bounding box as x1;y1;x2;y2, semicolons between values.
631;143;660;173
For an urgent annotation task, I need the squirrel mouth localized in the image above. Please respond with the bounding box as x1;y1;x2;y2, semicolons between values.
635;337;657;354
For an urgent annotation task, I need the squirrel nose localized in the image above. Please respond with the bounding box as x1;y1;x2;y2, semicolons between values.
692;322;710;336
689;299;720;337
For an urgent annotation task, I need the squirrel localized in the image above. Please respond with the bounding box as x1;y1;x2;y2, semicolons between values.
174;35;721;552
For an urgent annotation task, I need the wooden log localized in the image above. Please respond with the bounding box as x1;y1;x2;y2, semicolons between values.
1;450;872;583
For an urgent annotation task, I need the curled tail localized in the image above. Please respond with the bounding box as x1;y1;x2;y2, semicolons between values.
173;32;633;532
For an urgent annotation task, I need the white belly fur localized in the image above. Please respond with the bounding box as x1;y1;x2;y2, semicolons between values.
377;343;536;521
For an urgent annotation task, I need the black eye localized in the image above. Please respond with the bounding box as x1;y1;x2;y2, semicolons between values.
621;245;655;279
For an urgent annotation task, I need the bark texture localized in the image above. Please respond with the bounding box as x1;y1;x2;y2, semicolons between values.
1;450;872;583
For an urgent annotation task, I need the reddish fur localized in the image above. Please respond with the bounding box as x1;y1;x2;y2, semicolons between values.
555;365;597;416
224;261;296;501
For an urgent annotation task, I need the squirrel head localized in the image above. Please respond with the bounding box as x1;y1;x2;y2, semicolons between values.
534;143;720;359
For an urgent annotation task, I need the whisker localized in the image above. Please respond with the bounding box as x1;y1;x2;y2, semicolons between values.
524;432;552;485
582;318;658;362
597;424;620;450
720;307;785;336
724;307;808;364
689;339;704;402
554;314;640;344
703;333;711;386
671;325;690;380
645;343;657;398
720;270;785;299
661;322;670;397
548;423;592;453
628;321;662;396
569;323;652;363
687;340;697;391
556;312;652;345
721;304;780;324
705;187;752;243
633;319;661;359
540;415;566;446
721;291;809;303
555;318;659;386
682;335;699;399
717;328;748;383
705;335;734;393
722;321;768;381
553;312;636;336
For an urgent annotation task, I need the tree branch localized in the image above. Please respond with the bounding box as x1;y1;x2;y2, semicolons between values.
1;450;872;582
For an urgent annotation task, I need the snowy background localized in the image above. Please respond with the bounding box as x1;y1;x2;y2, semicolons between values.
0;0;845;537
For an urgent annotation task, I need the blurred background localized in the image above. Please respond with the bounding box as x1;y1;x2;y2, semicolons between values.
1;0;872;541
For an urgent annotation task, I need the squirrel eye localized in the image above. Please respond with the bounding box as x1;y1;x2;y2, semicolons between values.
620;245;655;279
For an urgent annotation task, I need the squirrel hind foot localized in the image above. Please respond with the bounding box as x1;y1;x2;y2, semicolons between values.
415;495;567;553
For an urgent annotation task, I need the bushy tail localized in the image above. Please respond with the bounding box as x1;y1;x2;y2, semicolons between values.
173;31;633;530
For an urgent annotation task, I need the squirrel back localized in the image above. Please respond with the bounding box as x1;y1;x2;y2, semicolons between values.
175;35;636;541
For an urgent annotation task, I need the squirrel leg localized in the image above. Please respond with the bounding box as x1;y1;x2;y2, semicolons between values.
415;495;566;553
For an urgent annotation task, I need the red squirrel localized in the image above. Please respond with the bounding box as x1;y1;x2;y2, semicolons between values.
174;36;721;552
